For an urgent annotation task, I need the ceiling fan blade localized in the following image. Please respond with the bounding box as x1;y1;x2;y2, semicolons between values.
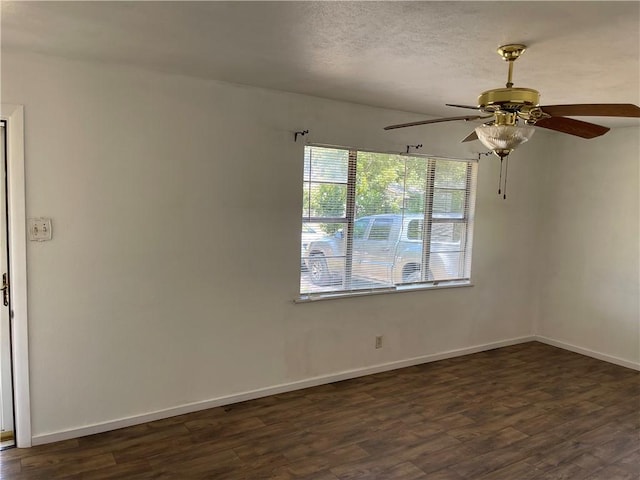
384;115;489;131
534;117;610;139
540;103;640;118
446;103;481;110
461;131;479;143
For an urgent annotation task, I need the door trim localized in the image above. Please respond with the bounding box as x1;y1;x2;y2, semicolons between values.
1;104;30;447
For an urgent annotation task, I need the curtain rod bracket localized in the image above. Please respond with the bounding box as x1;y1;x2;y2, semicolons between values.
294;130;309;142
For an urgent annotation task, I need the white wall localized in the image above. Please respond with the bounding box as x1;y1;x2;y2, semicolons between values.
3;51;544;440
536;127;640;365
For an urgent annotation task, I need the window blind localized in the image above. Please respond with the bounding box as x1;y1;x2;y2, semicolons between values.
301;145;477;299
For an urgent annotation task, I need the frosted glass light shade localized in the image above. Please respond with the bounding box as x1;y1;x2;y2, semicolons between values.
475;124;535;152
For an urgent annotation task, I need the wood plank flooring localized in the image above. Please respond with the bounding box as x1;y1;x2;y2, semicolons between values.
2;342;638;479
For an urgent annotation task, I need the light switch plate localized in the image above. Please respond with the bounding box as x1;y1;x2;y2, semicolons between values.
28;217;52;241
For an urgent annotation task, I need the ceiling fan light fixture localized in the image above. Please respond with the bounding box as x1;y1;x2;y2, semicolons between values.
475;124;535;157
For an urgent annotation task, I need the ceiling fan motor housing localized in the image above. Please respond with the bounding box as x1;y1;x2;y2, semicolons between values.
477;87;540;116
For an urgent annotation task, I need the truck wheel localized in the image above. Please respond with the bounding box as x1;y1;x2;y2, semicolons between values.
402;266;433;283
309;254;330;286
403;270;421;283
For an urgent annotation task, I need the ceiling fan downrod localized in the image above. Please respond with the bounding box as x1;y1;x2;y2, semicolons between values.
497;44;527;88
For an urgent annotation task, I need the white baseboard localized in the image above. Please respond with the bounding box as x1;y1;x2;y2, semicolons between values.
29;334;639;446
534;335;640;371
31;335;535;446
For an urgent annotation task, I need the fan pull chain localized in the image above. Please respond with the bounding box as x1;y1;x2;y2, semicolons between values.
502;155;509;200
496;155;509;199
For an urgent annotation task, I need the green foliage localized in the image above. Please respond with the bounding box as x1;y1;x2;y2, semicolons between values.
304;148;468;235
355;152;435;217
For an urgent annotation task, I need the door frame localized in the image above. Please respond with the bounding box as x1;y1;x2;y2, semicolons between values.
1;104;30;448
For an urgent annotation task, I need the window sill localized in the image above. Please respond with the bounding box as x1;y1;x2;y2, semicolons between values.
295;280;473;303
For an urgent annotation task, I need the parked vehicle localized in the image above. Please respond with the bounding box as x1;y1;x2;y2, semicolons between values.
301;224;325;269
304;214;463;286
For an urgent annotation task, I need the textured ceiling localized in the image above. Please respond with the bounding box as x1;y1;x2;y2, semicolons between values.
2;1;639;126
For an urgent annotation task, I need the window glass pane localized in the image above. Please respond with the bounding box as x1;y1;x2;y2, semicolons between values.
403;157;428;214
304;146;349;183
396;216;424;284
305;183;347;218
430;251;466;280
316;223;344;237
353;218;369;239
368;218;393;240
431;223;466;252
434;160;467;190
433;189;465;218
302;182;310;217
406;219;423;240
301;223;347;294
356;152;411;217
301;222;326;264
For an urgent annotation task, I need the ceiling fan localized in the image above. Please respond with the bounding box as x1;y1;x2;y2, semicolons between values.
384;44;640;159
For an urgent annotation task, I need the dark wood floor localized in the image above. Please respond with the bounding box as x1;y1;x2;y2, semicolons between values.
2;342;638;479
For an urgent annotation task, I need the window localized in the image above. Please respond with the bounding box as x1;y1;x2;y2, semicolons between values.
301;145;477;299
407;219;422;240
353;218;368;239
368;218;393;241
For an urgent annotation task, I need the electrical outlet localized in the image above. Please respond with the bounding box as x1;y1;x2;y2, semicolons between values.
375;336;383;349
